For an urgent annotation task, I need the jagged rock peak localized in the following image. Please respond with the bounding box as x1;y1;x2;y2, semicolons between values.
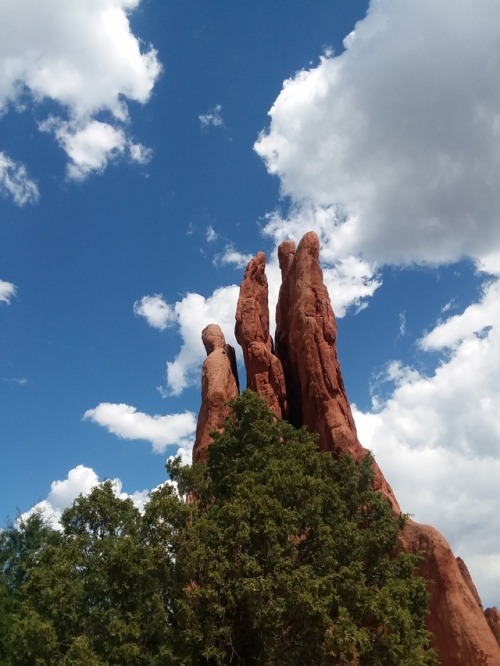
485;607;500;647
192;324;239;463
235;251;287;419
274;231;400;513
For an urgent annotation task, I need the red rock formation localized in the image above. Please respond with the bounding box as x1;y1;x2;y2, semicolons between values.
457;556;483;609
485;607;500;647
192;324;239;463
399;522;500;664
274;232;400;512
271;232;500;664
195;232;500;664
235;251;287;419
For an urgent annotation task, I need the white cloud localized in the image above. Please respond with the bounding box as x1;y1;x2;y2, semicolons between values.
133;294;176;331
353;279;500;607
128;141;153;165
206;225;218;242
0;0;161;181
214;246;253;269
40;115;153;181
166;285;241;394
255;0;500;269
322;257;380;317
41;117;127;180
21;465;153;528
169;444;193;468
398;312;406;338
21;465;100;528
0;279;17;304
199;104;224;129
0;377;28;386
0;152;39;205
83;402;196;454
420;280;500;351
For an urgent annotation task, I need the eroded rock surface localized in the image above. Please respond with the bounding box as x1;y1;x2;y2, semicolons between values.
235;251;287;419
274;232;400;511
271;232;500;664
399;522;500;663
485;607;500;647
457;556;483;609
192;324;239;463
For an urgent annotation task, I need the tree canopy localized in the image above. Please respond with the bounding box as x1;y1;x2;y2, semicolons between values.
0;390;435;665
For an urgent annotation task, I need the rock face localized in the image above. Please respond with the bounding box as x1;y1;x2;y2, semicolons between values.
457;556;483;609
192;324;240;463
194;232;500;663
485;607;500;646
235;251;287;419
398;521;500;663
275;232;400;513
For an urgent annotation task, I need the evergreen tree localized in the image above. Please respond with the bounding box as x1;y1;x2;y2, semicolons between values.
0;391;435;664
167;390;435;665
0;483;177;664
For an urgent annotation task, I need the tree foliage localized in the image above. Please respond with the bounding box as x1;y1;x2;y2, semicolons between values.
0;390;435;665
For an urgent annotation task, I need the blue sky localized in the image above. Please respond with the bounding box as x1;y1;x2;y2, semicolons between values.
1;0;499;607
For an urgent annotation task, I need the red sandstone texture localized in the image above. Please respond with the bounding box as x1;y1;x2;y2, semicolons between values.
235;251;287;419
399;522;500;663
192;324;240;463
485;607;500;646
275;232;400;513
457;555;484;609
195;232;500;663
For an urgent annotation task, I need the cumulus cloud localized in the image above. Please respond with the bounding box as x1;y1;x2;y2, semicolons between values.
255;0;500;268
0;279;17;304
0;152;39;205
353;280;500;607
420;280;500;352
0;0;161;182
214;246;253;269
83;403;196;454
21;465;152;528
21;465;100;528
133;294;177;331
199;104;224;129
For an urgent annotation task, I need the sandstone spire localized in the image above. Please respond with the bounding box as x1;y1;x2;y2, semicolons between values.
275;232;400;510
192;324;239;463
235;251;287;419
271;232;500;663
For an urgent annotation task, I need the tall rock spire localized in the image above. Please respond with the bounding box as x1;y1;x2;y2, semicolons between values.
192;324;239;463
275;232;400;510
235;251;287;419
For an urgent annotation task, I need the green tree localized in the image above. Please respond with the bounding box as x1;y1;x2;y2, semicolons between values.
167;390;435;665
0;511;62;664
0;391;435;665
0;483;178;665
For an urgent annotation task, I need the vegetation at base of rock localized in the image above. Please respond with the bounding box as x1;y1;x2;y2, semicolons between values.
0;391;435;665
